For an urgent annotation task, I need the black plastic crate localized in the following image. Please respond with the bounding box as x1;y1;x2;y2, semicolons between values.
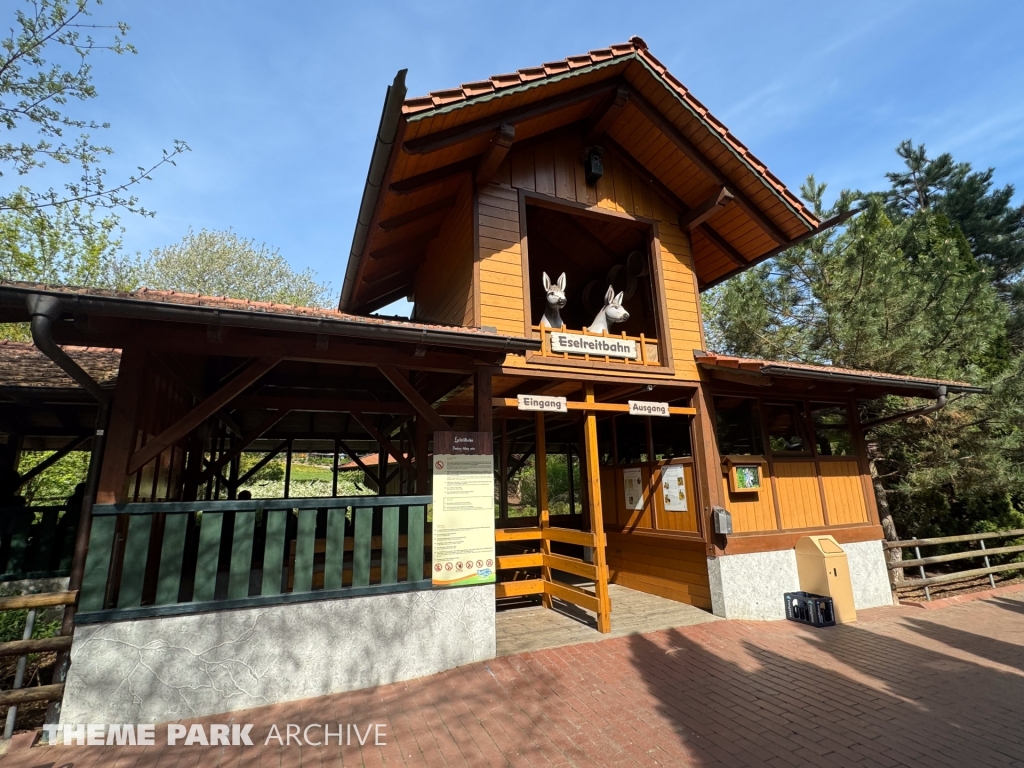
784;591;836;627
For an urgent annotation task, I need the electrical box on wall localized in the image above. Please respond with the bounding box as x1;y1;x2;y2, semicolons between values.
712;506;733;535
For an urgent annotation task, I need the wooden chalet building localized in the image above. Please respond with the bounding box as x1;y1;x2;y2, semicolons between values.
0;37;979;726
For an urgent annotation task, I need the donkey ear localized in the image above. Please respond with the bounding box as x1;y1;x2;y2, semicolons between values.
604;286;615;304
557;273;566;291
542;272;551;290
613;291;625;306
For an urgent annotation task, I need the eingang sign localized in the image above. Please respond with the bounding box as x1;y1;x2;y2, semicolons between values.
549;332;638;360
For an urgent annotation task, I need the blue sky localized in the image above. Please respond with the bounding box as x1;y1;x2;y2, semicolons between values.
71;1;1024;308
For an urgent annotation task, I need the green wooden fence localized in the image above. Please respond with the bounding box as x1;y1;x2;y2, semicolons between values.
76;495;431;622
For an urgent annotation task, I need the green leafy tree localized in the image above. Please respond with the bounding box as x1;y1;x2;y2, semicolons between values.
0;0;187;217
704;145;1024;547
129;228;332;307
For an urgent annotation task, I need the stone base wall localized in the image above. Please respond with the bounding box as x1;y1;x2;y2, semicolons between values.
707;539;893;620
61;584;495;725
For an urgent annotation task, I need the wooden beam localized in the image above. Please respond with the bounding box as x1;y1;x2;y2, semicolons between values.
234;397;416;414
697;223;747;267
475;124;515;186
349;411;413;472
626;87;793;245
335;439;380;492
493;398;695;415
404;81;618;155
678;186;735;231
379;365;450;433
584;85;629;144
198;409;290;484
367;227;441;261
389;157;476;195
235;440;288;486
17;434;89;487
378;195;457;232
127;357;279;475
583;383;611;633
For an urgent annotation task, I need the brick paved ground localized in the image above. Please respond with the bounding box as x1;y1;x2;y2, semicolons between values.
4;592;1023;767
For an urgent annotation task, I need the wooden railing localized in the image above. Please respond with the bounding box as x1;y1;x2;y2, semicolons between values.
0;505;74;582
494;526;609;623
885;528;1024;601
0;590;78;739
78;495;432;621
532;325;662;368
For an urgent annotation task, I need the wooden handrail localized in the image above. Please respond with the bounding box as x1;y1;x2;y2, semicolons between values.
900;562;1024;589
889;543;1024;569
0;635;73;658
0;591;78;612
0;683;64;707
884;528;1024;549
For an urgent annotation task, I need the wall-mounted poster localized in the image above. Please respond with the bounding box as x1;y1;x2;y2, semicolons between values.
622;467;644;510
661;465;688;512
432;432;495;587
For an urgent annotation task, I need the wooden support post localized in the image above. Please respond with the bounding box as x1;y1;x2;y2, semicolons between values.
475;368;493;435
283;439;293;499
96;348;148;504
332;439;340;497
415;417;429;494
691;382;724;555
535;412;553;609
583;383;611;633
499;418;508;525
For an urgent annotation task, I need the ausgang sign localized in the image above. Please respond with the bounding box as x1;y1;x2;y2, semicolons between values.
517;394;567;413
628;400;670;417
549;332;638;360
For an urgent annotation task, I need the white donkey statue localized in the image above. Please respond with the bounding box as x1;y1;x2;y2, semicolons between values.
539;271;567;328
587;286;629;333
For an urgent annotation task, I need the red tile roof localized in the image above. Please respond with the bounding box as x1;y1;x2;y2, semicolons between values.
0;340;121;390
0;281;521;340
402;36;817;228
694;351;981;393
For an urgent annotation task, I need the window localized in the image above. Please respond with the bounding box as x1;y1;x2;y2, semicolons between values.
810;403;854;456
651;416;692;460
764;402;810;454
615;416;649;465
714;397;765;456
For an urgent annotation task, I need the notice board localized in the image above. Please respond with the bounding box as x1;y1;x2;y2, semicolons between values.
432;431;495;587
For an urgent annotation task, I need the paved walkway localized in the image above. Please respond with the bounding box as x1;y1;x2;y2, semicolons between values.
496;583;719;656
4;592;1024;767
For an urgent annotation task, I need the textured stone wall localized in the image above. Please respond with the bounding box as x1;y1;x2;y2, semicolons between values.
707;538;892;620
61;585;495;725
842;539;894;610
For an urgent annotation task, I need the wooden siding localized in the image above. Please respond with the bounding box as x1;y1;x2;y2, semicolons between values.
820;460;869;525
606;532;711;610
414;178;474;326
477;184;526;336
721;474;778;533
773;461;826;530
653;463;699;534
480;133;705;379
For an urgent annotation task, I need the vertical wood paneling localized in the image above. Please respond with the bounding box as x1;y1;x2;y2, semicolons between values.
478;134;706;381
721;474;778;533
774;461;826;530
415;178;474;326
606;533;711;609
820;461;869;525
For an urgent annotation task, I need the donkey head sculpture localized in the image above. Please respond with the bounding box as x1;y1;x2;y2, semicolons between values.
539;272;567;328
587;286;629;334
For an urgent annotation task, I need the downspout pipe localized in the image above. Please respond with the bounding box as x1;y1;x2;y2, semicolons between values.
26;295;112;676
339;69;408;312
860;385;948;429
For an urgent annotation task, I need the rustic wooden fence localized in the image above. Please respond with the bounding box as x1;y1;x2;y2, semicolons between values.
78;495;432;622
885;528;1024;601
0;590;77;739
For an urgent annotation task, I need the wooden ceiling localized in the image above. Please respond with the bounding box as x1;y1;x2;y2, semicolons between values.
343;42;821;314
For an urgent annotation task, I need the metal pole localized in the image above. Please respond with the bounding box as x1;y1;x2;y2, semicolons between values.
915;546;930;601
980;539;996;589
4;608;36;739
